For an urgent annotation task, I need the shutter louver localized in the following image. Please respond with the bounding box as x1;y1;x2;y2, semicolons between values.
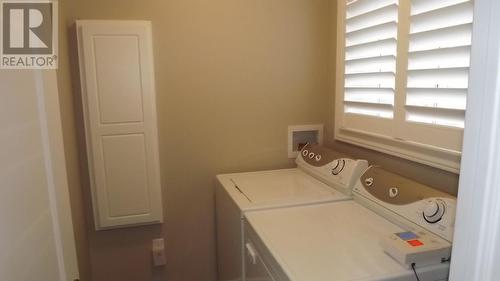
406;0;473;128
343;0;399;119
336;0;473;171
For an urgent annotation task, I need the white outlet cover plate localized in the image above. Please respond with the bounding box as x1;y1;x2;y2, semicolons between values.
288;124;324;158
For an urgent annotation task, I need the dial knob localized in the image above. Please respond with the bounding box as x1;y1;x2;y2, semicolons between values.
423;200;446;224
302;149;309;157
364;177;374;187
315;154;322;162
331;159;345;175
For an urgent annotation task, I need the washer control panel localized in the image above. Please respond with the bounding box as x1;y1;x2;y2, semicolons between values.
296;143;368;195
353;166;457;242
423;199;447;224
381;230;451;267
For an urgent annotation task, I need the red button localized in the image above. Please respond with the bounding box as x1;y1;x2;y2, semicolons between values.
407;240;424;247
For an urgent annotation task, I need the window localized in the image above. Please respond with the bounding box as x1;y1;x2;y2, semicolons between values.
335;0;474;173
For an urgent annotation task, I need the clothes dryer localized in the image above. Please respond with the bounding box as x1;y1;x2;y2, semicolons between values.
215;144;368;281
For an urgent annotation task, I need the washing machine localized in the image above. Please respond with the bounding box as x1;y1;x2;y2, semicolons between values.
215;144;369;281
244;166;457;281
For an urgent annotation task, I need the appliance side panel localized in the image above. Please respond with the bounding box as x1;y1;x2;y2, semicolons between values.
215;179;244;281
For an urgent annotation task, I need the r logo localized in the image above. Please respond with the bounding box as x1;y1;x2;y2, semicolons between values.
2;2;53;55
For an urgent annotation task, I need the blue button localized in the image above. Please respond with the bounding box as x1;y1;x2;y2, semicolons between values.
396;232;419;241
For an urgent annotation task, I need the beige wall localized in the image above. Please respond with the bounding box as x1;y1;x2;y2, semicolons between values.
57;1;459;281
57;1;92;280
57;1;332;280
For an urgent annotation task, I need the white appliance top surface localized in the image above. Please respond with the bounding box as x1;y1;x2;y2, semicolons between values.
245;201;449;281
224;169;349;208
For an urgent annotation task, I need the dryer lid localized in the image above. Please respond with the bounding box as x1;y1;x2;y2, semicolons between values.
230;169;345;205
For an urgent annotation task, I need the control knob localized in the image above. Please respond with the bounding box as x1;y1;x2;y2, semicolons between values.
315;154;322;162
331;159;345;175
364;177;374;187
302;150;309;157
423;199;446;224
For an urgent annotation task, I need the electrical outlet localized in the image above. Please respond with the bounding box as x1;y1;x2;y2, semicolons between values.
152;238;166;266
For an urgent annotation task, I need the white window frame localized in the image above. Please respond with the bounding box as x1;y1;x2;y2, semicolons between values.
335;0;465;173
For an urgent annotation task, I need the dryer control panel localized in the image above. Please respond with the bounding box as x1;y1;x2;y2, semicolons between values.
353;166;457;242
296;144;368;195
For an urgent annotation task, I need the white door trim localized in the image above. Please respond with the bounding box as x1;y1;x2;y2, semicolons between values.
449;0;500;280
36;69;80;280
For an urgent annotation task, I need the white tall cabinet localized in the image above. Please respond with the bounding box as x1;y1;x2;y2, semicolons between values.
77;21;163;230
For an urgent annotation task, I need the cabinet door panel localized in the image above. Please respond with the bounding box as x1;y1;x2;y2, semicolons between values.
93;35;144;124
77;20;163;230
101;134;150;217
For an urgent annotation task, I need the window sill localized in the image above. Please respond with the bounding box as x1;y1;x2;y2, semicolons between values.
335;127;462;174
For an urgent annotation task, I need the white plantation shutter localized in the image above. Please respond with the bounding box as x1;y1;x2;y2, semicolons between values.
406;0;473;128
336;0;474;172
343;0;398;119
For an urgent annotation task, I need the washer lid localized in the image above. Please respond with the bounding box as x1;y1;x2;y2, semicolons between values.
230;169;347;206
245;201;450;281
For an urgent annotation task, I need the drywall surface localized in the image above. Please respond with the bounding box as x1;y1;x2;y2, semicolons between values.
56;2;458;281
57;1;332;280
57;1;91;280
